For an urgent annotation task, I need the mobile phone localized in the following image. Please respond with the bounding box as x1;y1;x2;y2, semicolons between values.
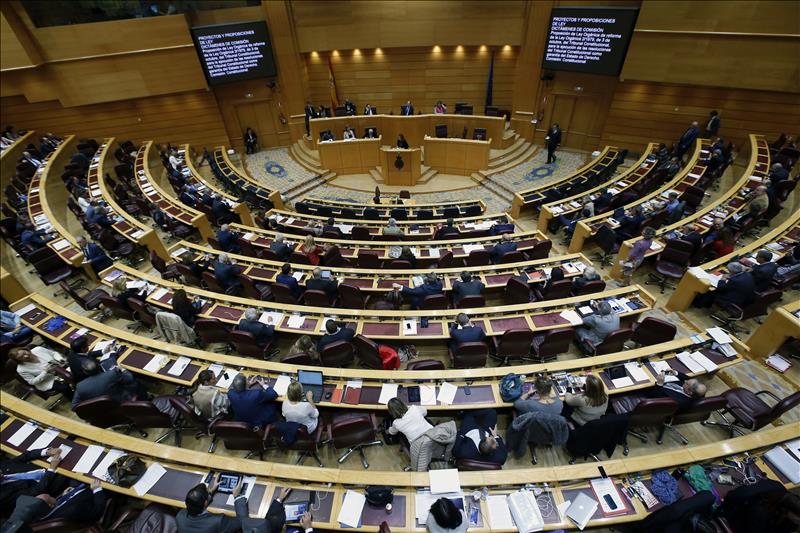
598;466;608;478
463;381;472;396
603;494;617;510
421;317;429;328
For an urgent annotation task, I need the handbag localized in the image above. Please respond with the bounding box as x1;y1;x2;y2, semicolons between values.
365;486;394;507
499;373;523;402
107;455;147;488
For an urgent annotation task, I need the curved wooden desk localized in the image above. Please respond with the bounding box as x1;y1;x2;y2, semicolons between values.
746;300;800;359
212;147;284;209
299;197;486;221
610;135;769;279
317;136;382;175
572;139;712;254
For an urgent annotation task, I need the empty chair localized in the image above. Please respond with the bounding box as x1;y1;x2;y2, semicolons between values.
150;251;180;281
362;208;379;220
499;250;525;264
711;289;782;335
231;330;274;359
646;239;693;293
386;259;411;269
176;263;203;287
320;339;355;367
465;250;491;267
434;250;454;269
128;298;157;332
580;327;633;356
611;396;679;454
194;318;232;352
591;225;619;266
504;277;534;304
536;279;572;301
272;282;302;304
340;208;356;219
456;294;485;309
74;396;143;435
449;341;489;369
405;359;445;370
202;271;240;296
415;209;433;220
32;249;75;289
273;424;325;467
442;207;459;218
351;335;384;369
571;279;606;296
704;388;800;437
531;328;573;362
98;293;135;322
339;283;377;309
491;328;534;365
120;398;183;445
289;252;312;265
304;289;336;307
357;251;381;269
527;239;551;260
328;412;383;468
211;420;268;459
390;208;407;221
351;226;371;240
58;281;106;312
420;293;449;310
239;274;271;300
169;396;218;452
631;317;677;346
663;395;727;444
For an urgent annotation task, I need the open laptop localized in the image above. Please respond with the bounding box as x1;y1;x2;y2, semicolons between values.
298;370;324;402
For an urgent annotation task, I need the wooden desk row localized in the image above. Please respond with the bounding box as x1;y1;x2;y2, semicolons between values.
227;224;549;266
181;144;254;226
511;146;621;218
746;300;800;359
133;141;212;241
666;210;800;312
2;397;796;532
298;196;486;221
211;147;284;209
171;241;591;295
572;139;713;254
610;135;770;279
538;143;660;234
423;135;491;176
317;136;382;175
99;262;656;341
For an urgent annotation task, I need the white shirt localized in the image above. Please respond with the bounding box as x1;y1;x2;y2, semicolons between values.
343;129;355;140
169;154;181;170
78;197;90;213
387;406;432;442
16;347;65;391
282;400;319;432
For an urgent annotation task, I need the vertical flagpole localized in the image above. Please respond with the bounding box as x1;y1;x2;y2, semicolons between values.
484;50;495;115
328;56;340;112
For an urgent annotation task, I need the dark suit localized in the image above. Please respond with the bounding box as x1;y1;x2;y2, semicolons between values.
0;450;67;516
212;199;234;224
616;214;645;241
179;191;197;207
175;508;241;533
82;242;112;274
448;323;486;349
677;125;699;157
714;271;755;307
216;230;240;253
490;241;517;263
85;205;113;227
20;230;50;249
452;280;485;305
322;225;344;238
214;261;242;290
647;372;695;413
228;387;278;429
751;261;777;292
704;115;721;137
71;367;137;408
269;241;293;261
546;127;561;163
453;409;507;465
681;231;702;254
276;273;303;300
306;277;339;301
434;226;460;239
235;496;285;533
401;280;443;309
635;490;714;533
5;484;109;531
401;105;414;116
238;319;275;347
317;326;355;352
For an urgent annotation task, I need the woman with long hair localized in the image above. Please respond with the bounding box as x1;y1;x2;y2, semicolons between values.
564;374;609;425
301;234;322;265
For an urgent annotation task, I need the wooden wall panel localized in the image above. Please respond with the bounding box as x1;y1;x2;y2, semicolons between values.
305;46;517;114
0;11;34;69
291;0;526;52
0;91;229;150
599;81;800;154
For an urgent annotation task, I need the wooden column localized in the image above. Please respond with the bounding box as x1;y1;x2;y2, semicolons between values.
262;0;309;118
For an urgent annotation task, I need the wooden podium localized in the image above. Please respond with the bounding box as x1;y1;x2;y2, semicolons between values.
380;147;421;185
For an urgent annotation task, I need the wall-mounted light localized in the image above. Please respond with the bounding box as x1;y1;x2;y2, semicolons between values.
245;93;253;98
432;45;441;53
332;50;339;57
574;86;584;92
353;48;361;57
479;45;487;52
455;45;464;52
502;45;512;51
375;48;383;55
310;51;319;58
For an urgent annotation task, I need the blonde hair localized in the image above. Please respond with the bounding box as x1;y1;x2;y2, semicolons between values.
287;381;303;402
303;234;316;252
112;277;128;295
584;374;608;407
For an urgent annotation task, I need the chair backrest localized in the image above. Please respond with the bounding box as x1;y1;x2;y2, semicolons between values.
497;328;534;358
59;281;89;309
421;293;449;310
415;209;433;220
320;339;355;367
405;359;445;371
169;396;209;430
339;283;366;309
452;341;488;368
304;289;332;307
341;208;356;219
442;207;459;218
128;297;157;327
755;391;800;430
390;208;407;220
357;251;381;269
272;283;298;304
465;250;491;266
351;226;371;240
534;328;574;358
289;252;311;265
505;277;532;304
455;457;503;471
572;279;606;296
593;327;633;355
362;208;379;220
74;396;124;428
528;239;551;259
98;293;134;320
387;260;411;269
659;239;693;266
150;250;169;274
739;289;782;320
231;330;265;357
500;250;525;264
120;400;172;428
541;279;572;300
436;250;453;268
456;294;485;309
353;334;382;369
632;317;677;346
330;413;376;448
594;225;617;252
211;420;264;451
176;264;201;286
628;397;679;428
239;274;266;300
194;318;230;344
670;395;727;425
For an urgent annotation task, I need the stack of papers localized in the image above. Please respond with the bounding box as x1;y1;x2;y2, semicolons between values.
287;315;305;328
336;490;366;528
559;310;583;326
429;469;461;494
259;311;283;325
624;362;650;383
650;360;678;382
436;382;457;405
132;463;166;496
272;374;292;395
143;354;169;373
167;356;191;376
611;376;634;389
688;266;722;288
707;327;732;344
487;495;515;530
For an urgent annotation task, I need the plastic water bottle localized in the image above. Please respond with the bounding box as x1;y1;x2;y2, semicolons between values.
481;487;489;501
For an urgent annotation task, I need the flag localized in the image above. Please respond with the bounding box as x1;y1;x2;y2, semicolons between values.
484;50;494;114
328;57;340;110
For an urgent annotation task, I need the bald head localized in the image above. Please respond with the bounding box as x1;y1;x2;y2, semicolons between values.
684;379;707;399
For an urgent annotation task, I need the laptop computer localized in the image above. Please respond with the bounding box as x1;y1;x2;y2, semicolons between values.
566;492;597;530
298;370;324;403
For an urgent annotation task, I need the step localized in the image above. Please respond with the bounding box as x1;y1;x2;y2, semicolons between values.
289;143;327;174
369;168;384;183
489;137;527;168
417;167;438;184
484;144;536;176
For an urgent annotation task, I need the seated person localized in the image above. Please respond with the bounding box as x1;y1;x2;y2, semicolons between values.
397;246;417;268
615;206;645;242
66;336;118;383
300;234;323;265
211;195;236;224
322;217;344;238
664;192;684;222
228;374;278;430
776;244;800;285
751;249;777;292
676;223;702;254
571;266;600;294
76;236;112;274
213;253;243;291
191;369;230;420
216;224;240;253
488;220;514;236
593;190;613;213
720;479;799;533
85;201;114;227
364;128;378;139
270;233;294;261
306;267;339;302
9;346;73;399
319;130;335;142
400;101;414;116
111;276;149;311
395;273;443;309
181;252;212;280
0;447;68;517
5;477;108;532
557;206;593;239
433;100;447;114
489;233;517;263
702;217;725;244
452;272;485;306
176;475;241;532
363;104;375;115
427;497;467;533
574;300;619;347
515;376;563;415
237;308;276;348
740;186;770;224
71;359;145;408
276;263;304;300
286;335;320;363
705;261;755;309
453;408;507;466
647;369;707;413
317;319;355;351
282;381;320;433
542;266;565;294
343;125;356;140
20;223;54;250
382;217;404;236
448;312;486;349
434;218;460;239
563;374;608;426
1;309;34;344
172;288;202;327
712;227;736;258
178;185;198;207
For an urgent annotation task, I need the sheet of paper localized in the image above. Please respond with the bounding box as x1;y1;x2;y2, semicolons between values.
74;445;105;473
216;370;239;389
26;428;59;451
143;354;169;373
226;476;256;505
559;310;584;326
167;356;191;376
133;463;166;496
429;469;461;494
624;362;650;383
57;444;72;459
93;340;113;353
91;449;126;481
689;351;718;372
345;380;363;389
8;421;37;447
287;315;305;328
428;247;440;258
676;351;705;374
556;501;571;522
378;383;399;404
402;319;418;336
717;342;738;358
337;489;366;528
437;381;458;405
208;363;224;377
650;360;678;382
611;376;634;389
170;247;188;258
15;303;37;316
487;495;515;530
272;374;292;396
292;272;303;281
52;239;71;251
150;288;168;301
259;311;283;326
706;327;733;345
420;385;437;406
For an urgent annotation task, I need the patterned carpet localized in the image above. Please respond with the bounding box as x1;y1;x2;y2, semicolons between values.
488;147;590;191
243;148;316;190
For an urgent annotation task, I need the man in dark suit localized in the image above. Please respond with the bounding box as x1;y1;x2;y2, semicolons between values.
712;261;756;308
19;224;54;250
211;195;235;225
751;249;778;292
5;476;109;532
70;359;143;409
234;485;302;533
179;185;198;208
615;206;645;243
237;308;276;348
545;123;561;164
453;409;507;466
703;110;720;138
448;313;487;349
216;224;240;254
452;272;485;306
306;268;339;303
434;218;460;240
677;121;700;158
648;369;707;413
77;236;112;274
401;101;414;116
212;254;242;291
343;98;356;116
276;263;303;300
322;217;343;238
175;473;241;533
1;448;67;516
489;234;517;264
395;273;443;309
767;163;790;198
269;234;294;261
677;224;702;255
304;101;317;135
85;202;114;228
318;319;356;351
